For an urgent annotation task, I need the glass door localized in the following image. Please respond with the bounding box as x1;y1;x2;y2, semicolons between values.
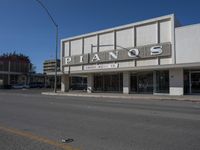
190;72;200;94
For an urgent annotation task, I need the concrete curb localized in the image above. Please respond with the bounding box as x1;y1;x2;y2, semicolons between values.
41;92;200;102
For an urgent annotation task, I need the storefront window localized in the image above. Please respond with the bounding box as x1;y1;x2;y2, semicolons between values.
130;75;137;93
70;76;87;90
93;75;103;91
155;71;169;93
184;70;200;94
130;72;153;94
190;72;200;94
184;71;190;94
93;73;123;93
138;72;153;93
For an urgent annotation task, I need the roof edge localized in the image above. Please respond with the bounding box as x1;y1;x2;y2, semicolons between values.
61;14;174;42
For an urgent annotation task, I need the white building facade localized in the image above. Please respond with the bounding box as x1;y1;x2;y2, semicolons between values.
60;14;200;95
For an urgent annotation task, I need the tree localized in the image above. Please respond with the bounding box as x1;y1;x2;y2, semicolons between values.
0;52;31;63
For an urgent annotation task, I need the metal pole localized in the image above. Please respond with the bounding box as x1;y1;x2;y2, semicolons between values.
54;25;58;93
189;71;192;94
35;0;58;93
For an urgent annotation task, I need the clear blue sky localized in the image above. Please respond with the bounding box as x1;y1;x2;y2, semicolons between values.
0;0;200;73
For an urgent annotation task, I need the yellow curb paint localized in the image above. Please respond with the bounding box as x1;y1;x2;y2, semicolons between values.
0;125;80;150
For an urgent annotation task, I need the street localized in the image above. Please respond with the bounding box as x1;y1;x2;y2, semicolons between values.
0;90;200;150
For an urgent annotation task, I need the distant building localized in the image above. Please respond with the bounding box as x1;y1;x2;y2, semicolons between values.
43;59;60;74
0;52;32;88
43;59;61;88
43;59;87;90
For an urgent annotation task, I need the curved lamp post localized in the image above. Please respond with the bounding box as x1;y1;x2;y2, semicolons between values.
91;44;139;57
35;0;58;93
91;44;129;52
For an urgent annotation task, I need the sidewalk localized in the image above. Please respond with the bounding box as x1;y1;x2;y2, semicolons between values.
41;91;200;102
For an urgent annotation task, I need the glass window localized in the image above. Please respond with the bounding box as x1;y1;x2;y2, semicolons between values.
138;72;153;93
94;75;103;91
130;72;153;94
184;70;200;94
184;71;190;94
191;72;200;94
130;75;137;93
93;73;123;93
70;76;87;90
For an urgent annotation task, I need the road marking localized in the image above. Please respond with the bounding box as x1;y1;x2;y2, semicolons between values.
0;124;80;150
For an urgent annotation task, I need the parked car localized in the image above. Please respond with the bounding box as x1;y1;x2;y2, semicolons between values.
12;84;29;89
29;82;45;88
70;83;87;91
29;83;38;88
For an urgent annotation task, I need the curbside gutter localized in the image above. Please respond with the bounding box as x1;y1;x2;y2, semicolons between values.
41;92;200;102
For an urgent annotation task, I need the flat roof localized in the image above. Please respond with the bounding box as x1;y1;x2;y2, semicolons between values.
43;59;60;63
175;23;200;30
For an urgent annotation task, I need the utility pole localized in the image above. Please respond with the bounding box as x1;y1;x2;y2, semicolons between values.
35;0;58;93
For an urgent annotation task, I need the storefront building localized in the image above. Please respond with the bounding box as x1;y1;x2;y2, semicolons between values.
60;14;200;95
0;59;30;88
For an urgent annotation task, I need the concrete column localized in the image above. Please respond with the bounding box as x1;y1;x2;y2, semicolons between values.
61;75;69;92
87;74;93;93
123;72;130;94
169;68;184;95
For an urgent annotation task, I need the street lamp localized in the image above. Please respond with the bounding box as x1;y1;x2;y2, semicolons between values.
91;44;130;52
91;44;139;57
35;0;58;93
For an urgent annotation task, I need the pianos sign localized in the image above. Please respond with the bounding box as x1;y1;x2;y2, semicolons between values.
63;42;171;66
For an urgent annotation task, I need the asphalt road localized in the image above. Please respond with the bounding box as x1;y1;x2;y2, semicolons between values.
0;89;200;150
0;130;62;150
